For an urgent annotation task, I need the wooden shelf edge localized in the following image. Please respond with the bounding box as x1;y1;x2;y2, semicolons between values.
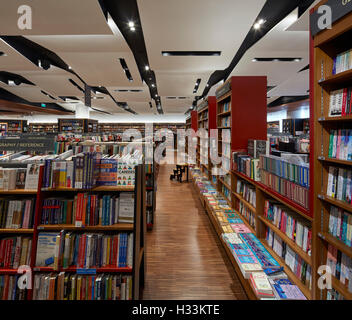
0;189;37;194
232;191;257;213
331;275;352;300
258;216;312;265
319;194;352;214
318;69;352;86
42;186;135;192
0;228;34;234
318;232;352;259
37;224;134;231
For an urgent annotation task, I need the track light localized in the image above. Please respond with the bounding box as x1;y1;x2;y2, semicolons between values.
8;80;16;86
128;21;134;28
254;23;260;30
145;65;150;71
38;59;51;70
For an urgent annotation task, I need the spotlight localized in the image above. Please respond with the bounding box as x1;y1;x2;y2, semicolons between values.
8;80;16;86
38;59;51;70
252;58;257;62
145;66;150;71
128;21;134;28
254;23;260;30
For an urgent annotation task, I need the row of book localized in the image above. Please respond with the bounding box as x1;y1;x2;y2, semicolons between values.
328;205;352;248
259;154;309;189
248;140;269;159
33;273;132;300
36;232;133;270
236;179;256;207
260;170;309;209
264;200;312;254
266;228;312;290
0;199;35;229
326;244;352;293
328;87;352;117
0;236;32;269
327;288;345;300
232;153;260;181
0;275;27;300
221;101;230;113
328;129;352;160
220;116;230;128
237;201;255;230
327;166;352;204
40;192;134;226
42;153;138;189
333;49;352;75
0;165;40;190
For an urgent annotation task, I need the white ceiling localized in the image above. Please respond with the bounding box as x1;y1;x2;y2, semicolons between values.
0;1;315;116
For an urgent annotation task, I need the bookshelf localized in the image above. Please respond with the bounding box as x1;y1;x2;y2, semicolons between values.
29;123;58;133
0;120;28;134
0;164;146;300
311;2;352;300
215;76;267;228
197;97;217;179
58;118;98;133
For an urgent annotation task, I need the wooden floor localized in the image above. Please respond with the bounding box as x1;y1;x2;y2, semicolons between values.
142;163;248;300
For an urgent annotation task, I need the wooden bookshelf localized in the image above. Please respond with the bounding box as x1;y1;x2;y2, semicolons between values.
311;2;352;300
29;123;58;133
0;164;146;300
58;118;98;133
0;228;34;234
0;189;38;194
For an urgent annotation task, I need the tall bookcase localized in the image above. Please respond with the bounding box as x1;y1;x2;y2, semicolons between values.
58;119;98;133
215;76;267;211
0;164;146;300
311;3;352;300
197;97;217;180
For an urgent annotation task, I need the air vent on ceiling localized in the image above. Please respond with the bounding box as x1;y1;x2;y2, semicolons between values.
193;79;201;94
119;58;133;82
166;97;177;99
252;58;302;62
178;97;187;99
162;51;221;56
68;79;84;92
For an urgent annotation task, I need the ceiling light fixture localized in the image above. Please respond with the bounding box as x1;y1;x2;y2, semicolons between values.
252;58;257;62
38;59;51;70
0;52;7;57
145;65;150;71
7;80;16;86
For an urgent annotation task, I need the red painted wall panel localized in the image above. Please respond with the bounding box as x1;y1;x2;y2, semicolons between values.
229;76;267;151
191;110;198;132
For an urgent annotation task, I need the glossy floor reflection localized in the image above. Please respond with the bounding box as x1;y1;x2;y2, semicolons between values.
143;163;248;300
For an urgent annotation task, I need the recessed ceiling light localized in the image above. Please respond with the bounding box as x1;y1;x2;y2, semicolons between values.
155;94;158;97
8;80;16;86
145;65;150;71
252;58;257;62
151;84;155;87
68;66;72;70
258;19;265;25
128;21;134;28
253;23;260;30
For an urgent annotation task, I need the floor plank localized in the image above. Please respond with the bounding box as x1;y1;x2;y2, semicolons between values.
142;163;248;300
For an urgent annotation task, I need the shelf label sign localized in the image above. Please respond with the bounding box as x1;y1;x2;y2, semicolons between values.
77;268;97;275
0;134;55;152
310;0;352;36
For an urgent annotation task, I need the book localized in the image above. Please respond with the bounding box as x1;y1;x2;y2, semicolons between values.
35;232;59;267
